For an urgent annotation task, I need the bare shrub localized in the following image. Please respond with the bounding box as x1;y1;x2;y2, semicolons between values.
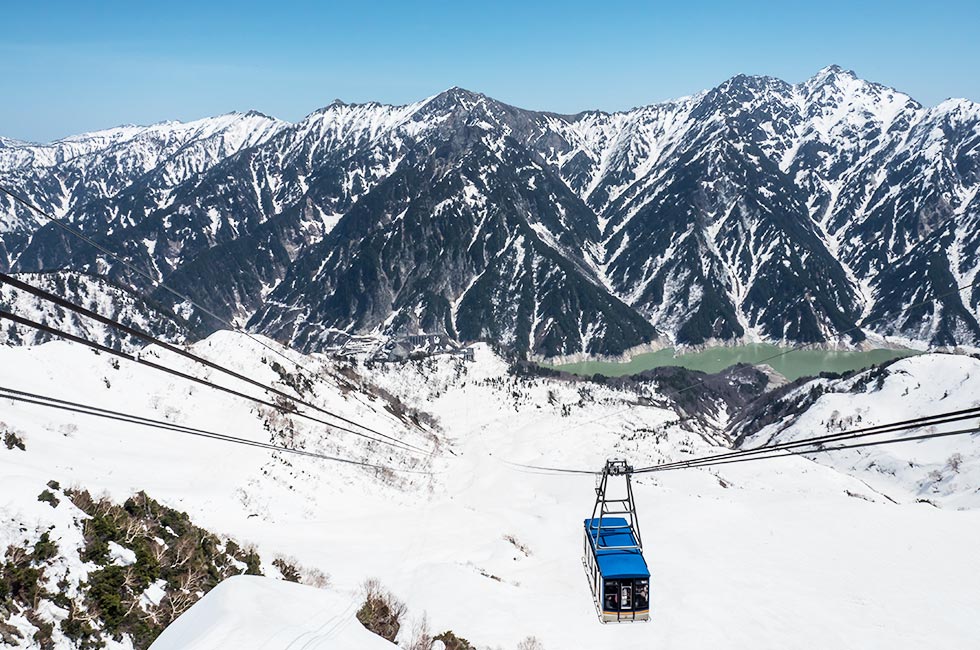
356;579;406;642
517;636;544;650
503;534;531;557
406;613;433;650
947;453;963;473
301;566;330;589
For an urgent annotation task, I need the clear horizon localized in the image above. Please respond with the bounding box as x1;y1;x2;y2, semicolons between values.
3;0;978;142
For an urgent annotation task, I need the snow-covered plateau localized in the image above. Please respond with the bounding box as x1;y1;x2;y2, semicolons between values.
1;333;978;649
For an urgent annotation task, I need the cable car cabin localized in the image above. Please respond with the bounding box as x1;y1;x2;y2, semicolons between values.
583;517;650;622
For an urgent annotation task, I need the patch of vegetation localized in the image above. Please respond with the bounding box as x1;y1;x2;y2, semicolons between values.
434;630;476;650
508;360;566;380
300;566;330;588
269;360;315;397
850;364;892;393
272;557;301;583
503;534;531;558
33;532;58;563
0;619;23;647
3;430;25;451
1;545;45;606
26;610;53;649
1;530;61;647
60;608;101;649
63;488;269;648
4;483;331;650
85;566;128;633
242;547;262;576
356;579;406;642
729;376;828;444
355;581;484;650
404;612;433;650
37;489;60;508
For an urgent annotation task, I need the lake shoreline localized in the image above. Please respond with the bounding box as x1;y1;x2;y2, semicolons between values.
539;343;931;382
533;335;937;367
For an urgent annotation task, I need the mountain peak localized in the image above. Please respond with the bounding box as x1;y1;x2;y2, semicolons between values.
431;86;486;104
931;97;980;122
443;85;479;96
417;86;494;117
0;135;25;147
808;64;859;86
241;109;277;120
715;72;789;94
701;73;792;111
820;64;852;75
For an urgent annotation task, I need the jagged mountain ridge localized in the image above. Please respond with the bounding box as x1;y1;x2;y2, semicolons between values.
1;66;978;356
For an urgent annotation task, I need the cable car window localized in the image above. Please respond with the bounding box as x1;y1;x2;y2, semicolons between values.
620;584;632;610
603;580;619;611
635;579;649;609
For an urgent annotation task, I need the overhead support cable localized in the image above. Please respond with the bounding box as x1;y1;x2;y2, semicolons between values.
633;407;980;473
504;406;980;476
0;184;414;437
0;271;426;452
0;308;424;454
0;385;433;475
637;425;980;473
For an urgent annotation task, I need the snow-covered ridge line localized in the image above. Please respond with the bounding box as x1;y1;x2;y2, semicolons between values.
7;67;977;152
2;65;979;357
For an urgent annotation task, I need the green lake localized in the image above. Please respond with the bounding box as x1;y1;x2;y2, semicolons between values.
545;343;921;381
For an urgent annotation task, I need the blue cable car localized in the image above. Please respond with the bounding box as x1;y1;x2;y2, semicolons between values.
583;459;650;622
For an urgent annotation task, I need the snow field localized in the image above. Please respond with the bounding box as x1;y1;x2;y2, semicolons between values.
1;336;978;648
149;576;394;649
743;353;980;509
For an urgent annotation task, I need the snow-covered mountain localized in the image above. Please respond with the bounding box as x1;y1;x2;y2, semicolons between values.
0;271;189;351
2;66;979;356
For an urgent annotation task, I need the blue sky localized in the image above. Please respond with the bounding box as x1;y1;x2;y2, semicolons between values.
3;0;977;142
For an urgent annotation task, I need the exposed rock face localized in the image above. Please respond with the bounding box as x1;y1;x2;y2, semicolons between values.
2;67;978;356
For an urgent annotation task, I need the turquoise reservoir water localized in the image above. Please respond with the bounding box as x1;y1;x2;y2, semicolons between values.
546;344;920;381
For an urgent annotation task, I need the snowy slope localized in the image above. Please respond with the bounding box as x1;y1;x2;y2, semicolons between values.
734;354;980;509
148;576;395;650
2;335;980;648
0;332;437;648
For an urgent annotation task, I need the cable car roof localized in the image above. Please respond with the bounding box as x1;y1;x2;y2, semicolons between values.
584;517;650;579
